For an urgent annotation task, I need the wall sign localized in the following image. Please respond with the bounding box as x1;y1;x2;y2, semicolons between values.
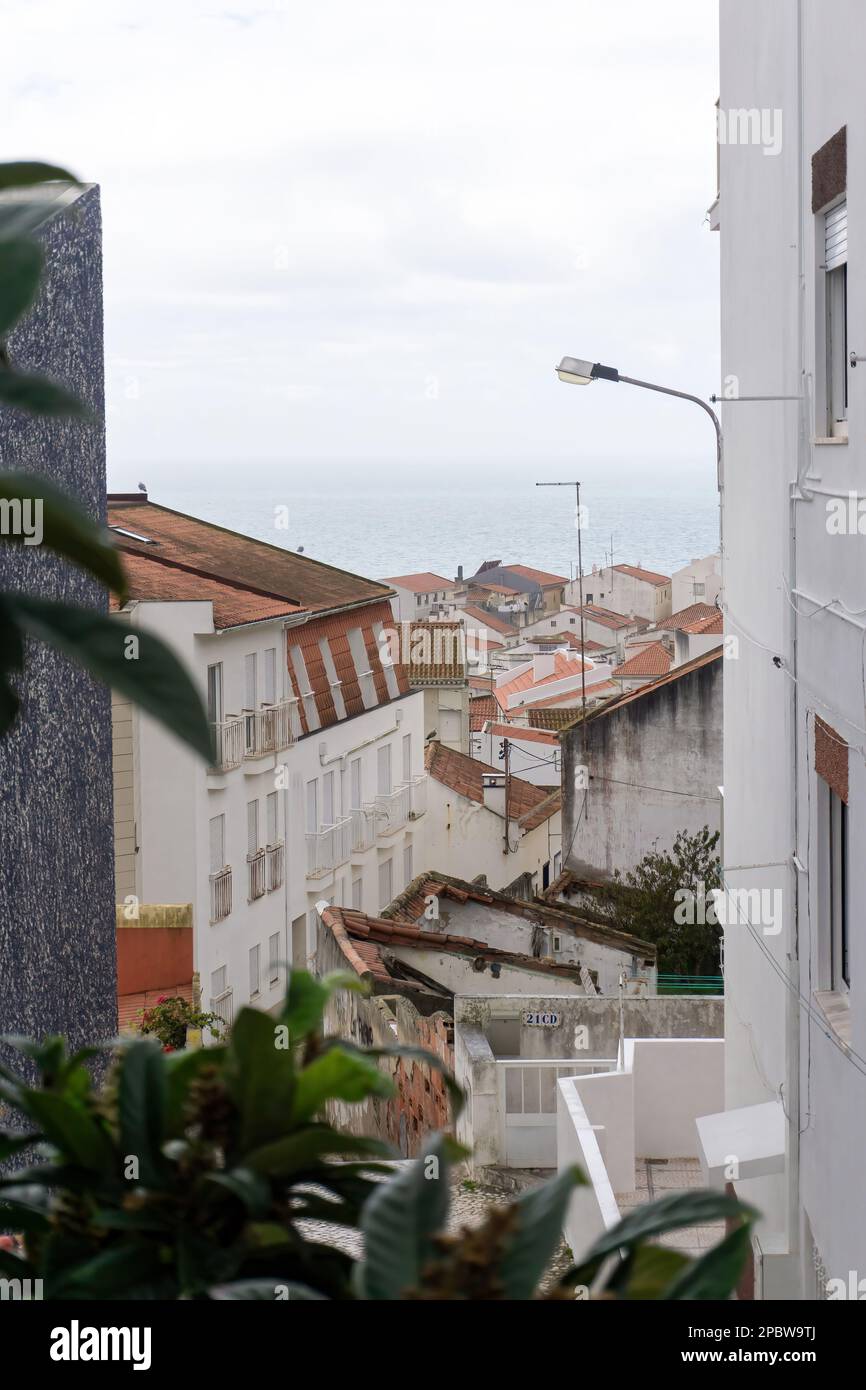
522;1010;561;1027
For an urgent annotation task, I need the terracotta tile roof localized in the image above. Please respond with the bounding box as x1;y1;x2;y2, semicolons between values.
682;611;723;636
468;581;522;596
518;681;619;713
655;602;719;632
611;641;673;680
469;694;497;731
285;601;410;733
405;621;466;683
107;498;390;613
424;740;560;830
383;572;455;593
112;549;301;629
319;903;592;987
612;563;671;586
483;722;559;746
118;983;193;1033
470;674;496;691
460;605;521;637
528;707;583;730
494;651;593;712
501;564;568;588
382;870;657;959
571;603;639;630
582;645;723;723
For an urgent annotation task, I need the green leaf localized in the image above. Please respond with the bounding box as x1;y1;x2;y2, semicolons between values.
0;1248;37;1280
228;1007;297;1152
662;1222;752;1300
20;1091;115;1173
358;1132;459;1300
0;1129;37;1163
280;969;365;1041
0;1193;51;1234
7;594;213;762
614;1244;692;1299
0;239;43;336
202;1168;271;1219
48;1242;168;1301
0;369;90;418
117;1039;166;1188
245;1124;395;1177
497;1165;586;1299
163;1046;226;1137
292;1046;393;1124
210;1280;328;1300
0;162;80;190
336;1039;464;1120
577;1189;757;1266
0;472;128;597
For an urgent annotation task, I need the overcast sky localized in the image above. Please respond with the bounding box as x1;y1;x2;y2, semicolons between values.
5;1;720;486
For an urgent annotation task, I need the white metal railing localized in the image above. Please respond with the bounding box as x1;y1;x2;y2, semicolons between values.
403;774;427;819
306;817;352;878
247;848;266;901
210;988;234;1031
209;718;244;772
350;806;377;853
267;840;284;891
374;783;410;834
209;866;232;923
243;698;297;758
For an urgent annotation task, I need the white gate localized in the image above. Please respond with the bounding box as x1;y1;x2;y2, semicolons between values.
497;1059;616;1168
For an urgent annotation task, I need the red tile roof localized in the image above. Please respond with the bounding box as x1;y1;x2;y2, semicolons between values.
112;549;301;630
682;611;723;636
108;498;390;613
655;602;719;632
494;651;592;711
572;603;639;630
518;681;619;712
583;645;723;722
501;564;568;588
529;707;584;730
383;572;455;593
424;740;560;830
286;601;410;734
612;563;671;586
611;641;673;680
469;693;497;731
460;605;521;637
405;621;466;683
483;722;559;746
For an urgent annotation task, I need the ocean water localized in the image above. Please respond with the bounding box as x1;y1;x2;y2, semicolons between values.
142;465;719;587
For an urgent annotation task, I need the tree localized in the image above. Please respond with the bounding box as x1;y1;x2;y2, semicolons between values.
597;827;723;976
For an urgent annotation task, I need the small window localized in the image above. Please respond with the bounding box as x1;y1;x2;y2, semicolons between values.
269;932;281;986
249;944;261;999
828;788;849;991
403;841;413;887
352;876;363;909
263;647;277;705
378;858;393;910
585;593;593;605
824;199;848;436
211;965;227;998
552;935;561;952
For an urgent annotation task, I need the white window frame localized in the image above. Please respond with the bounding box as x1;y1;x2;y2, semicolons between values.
249;944;261;1000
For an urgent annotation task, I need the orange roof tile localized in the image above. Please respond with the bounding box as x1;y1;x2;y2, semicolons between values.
612;563;671;586
571;603;638;630
483;722;559;746
112;549;300;629
424;741;560;830
469;694;497;731
382;572;455;593
612;641;673;680
405;621;466;683
655;602;719;632
460;605;521;637
583;645;723;722
682;611;723;636
501;564;568;588
494;651;592;711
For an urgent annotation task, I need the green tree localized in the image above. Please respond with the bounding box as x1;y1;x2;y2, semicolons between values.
597;827;723;975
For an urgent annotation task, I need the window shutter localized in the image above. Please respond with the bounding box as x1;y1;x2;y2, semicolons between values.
825;200;847;270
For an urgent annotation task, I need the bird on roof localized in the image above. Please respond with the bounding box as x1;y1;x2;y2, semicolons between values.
137;482;146;493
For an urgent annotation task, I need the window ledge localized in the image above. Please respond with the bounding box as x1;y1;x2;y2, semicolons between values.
812;436;848;446
814;989;851;1046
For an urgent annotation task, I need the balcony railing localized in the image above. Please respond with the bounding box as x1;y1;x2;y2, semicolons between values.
403;774;427;819
350;806;377;853
247;848;266;902
210;988;234;1031
243;697;297;759
209;718;244;773
267;840;284;892
374;783;410;834
209;866;232;923
306;817;352;878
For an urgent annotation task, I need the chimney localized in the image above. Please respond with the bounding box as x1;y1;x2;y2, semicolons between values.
482;772;506;817
533;652;556;682
457;564;463;582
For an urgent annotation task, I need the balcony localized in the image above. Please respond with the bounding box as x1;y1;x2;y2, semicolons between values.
350;806;377;854
247;848;266;902
209;718;244;773
267;840;284;892
306;817;352;879
374;783;410;834
243;697;298;759
210;987;234;1031
404;774;427;819
209;866;232;923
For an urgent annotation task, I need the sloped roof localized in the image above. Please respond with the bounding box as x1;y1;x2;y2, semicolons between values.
460;605;521;637
494;651;592;711
612;563;671;586
405;621;466;683
571;603;639;630
111;549;301;629
683;611;723;636
424;741;560;830
501;564;568;588
583;645;723;723
612;641;673;680
655;602;719;633
383;572;455;592
469;694;497;731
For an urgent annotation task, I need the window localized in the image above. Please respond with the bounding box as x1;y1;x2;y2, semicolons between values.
263;647;277;705
249;944;261;999
373;621;400;699
377;744;391;796
378;858;393;910
266;790;278;845
824;199;848;436
352;877;362;909
347;627;377;708
209;814;225;873
305;780;318;834
402;732;412;783
206;663;223;725
552;935;561;953
403;841;413;887
244;653;258;751
323;770;335;827
828;788;849;991
290;645;320;731
350;757;362;810
211;965;227;999
268;932;281;986
585;593;593;605
693;581;706;597
247;800;259;855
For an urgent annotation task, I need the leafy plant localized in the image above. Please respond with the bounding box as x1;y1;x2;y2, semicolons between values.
136;996;224;1052
597;826;723;974
0;160;211;760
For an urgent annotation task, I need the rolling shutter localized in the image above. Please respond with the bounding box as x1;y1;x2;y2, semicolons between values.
825;200;847;270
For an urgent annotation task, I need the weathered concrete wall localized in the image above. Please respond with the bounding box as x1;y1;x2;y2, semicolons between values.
0;184;116;1061
562;654;722;880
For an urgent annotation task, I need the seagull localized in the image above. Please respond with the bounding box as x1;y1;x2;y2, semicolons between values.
137;482;147;493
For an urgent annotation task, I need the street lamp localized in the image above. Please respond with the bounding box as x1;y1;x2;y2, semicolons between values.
555;355;722;486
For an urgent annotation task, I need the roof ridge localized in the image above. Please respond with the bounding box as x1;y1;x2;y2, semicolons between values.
117;544;304;607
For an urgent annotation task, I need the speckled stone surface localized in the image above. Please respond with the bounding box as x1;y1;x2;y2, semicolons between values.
0;184;117;1068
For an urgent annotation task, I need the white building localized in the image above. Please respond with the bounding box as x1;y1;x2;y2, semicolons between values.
671;553;722;613
109;495;427;1028
471;721;561;788
567;563;672;623
381;571;458;622
707;0;866;1299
